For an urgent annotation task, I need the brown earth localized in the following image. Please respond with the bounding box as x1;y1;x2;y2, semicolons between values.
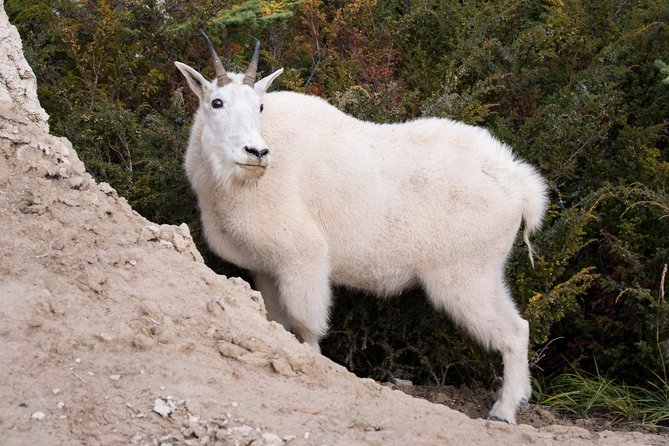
1;3;667;445
397;383;657;434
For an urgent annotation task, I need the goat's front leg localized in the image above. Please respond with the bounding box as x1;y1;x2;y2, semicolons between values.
253;271;293;330
275;255;331;353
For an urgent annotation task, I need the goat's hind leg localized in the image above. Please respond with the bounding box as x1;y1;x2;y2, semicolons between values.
421;270;530;424
488;281;532;423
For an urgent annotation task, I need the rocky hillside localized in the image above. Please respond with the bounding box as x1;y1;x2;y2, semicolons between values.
0;3;666;445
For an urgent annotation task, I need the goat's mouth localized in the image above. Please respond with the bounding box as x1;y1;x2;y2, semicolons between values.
235;162;266;170
234;162;267;180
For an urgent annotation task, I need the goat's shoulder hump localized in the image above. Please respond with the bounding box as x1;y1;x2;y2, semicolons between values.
265;90;331;109
264;90;351;124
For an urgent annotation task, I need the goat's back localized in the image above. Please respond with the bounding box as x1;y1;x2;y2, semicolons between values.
257;92;544;292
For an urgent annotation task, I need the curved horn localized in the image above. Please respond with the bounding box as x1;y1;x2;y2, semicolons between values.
243;38;261;86
199;29;231;87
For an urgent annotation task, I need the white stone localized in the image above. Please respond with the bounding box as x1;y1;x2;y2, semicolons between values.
153;398;172;418
31;411;46;420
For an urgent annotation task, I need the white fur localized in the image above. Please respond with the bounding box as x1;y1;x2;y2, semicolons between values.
175;60;548;423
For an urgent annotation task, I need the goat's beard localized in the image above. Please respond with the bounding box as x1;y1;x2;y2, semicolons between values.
236;164;266;181
218;163;266;192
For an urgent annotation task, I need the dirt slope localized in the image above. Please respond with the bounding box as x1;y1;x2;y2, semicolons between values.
0;3;666;445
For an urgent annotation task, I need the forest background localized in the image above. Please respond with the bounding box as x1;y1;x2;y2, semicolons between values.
6;0;669;425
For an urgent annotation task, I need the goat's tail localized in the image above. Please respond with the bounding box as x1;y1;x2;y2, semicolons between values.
518;163;549;268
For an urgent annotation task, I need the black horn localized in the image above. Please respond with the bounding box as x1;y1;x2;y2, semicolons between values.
243;38;261;86
199;29;231;87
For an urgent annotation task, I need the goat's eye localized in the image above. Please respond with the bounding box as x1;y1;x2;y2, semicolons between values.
211;99;223;109
260;104;264;113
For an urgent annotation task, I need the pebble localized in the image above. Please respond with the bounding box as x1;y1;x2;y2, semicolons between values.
31;411;46;420
153;398;172;418
261;433;283;446
97;332;117;342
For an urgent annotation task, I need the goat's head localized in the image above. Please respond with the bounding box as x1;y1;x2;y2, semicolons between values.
175;31;283;184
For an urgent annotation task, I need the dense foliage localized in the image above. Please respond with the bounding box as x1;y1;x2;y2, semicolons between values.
8;0;669;402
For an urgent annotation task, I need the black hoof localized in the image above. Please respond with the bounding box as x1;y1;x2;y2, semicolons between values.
487;416;510;424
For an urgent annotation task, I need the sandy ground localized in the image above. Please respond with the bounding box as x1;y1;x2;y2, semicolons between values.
1;3;667;445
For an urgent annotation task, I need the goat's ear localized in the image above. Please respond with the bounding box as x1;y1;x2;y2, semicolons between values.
174;61;209;102
254;68;284;95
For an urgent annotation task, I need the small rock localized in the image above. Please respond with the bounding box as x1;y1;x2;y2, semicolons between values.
181;427;194;438
159;437;173;446
271;356;297;377
261;433;283;446
68;176;85;189
228;425;254;437
140;225;161;241
57;402;65;409
280;348;315;375
52;388;61;395
159;239;174;249
97;332;117;342
217;341;248;359
238;351;271;366
110;374;121;381
393;378;413;388
172;233;188;252
98;182;115;195
153;398;173;418
31;411;46;420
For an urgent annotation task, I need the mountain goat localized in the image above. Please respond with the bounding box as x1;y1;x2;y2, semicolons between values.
175;31;548;424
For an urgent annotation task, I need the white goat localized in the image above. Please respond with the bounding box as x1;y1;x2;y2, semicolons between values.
175;32;548;424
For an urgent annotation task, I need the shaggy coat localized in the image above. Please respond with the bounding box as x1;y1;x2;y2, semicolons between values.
176;55;548;424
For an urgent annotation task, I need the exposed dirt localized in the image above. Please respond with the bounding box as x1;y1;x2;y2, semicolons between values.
1;4;668;445
396;382;664;435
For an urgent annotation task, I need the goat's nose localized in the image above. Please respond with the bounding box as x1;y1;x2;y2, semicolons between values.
244;146;270;158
